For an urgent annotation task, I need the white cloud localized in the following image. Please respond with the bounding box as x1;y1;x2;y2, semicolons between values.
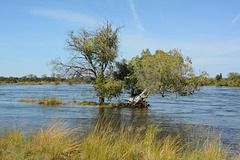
32;8;97;25
129;0;145;32
232;14;240;24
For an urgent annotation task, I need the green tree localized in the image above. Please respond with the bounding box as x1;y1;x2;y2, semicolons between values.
51;21;122;104
215;74;222;81
227;72;240;80
113;59;142;103
127;49;207;107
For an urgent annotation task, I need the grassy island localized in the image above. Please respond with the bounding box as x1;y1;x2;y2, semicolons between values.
18;97;65;106
18;97;128;107
18;97;148;108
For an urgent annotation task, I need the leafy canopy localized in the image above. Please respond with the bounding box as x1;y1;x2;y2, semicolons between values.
131;49;207;97
51;21;122;103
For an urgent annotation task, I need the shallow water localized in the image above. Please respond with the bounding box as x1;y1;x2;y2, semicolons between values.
0;84;240;150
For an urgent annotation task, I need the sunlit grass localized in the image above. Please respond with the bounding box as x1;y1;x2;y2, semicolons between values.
0;120;239;159
19;97;128;107
38;97;65;106
18;97;66;106
0;121;80;159
18;97;36;103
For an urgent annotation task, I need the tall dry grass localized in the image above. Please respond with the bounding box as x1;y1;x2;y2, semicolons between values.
0;120;239;159
0;121;80;159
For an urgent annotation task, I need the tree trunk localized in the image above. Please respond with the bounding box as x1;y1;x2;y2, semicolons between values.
99;90;105;105
128;95;135;104
128;89;149;108
99;96;105;105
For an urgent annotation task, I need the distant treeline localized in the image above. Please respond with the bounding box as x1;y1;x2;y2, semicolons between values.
202;72;240;87
1;72;240;87
0;74;94;84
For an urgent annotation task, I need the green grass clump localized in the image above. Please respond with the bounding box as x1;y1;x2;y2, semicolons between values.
18;97;66;106
19;98;135;108
18;97;36;103
38;97;65;106
0;121;238;159
54;81;60;85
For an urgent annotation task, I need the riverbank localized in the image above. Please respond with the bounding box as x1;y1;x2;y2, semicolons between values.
0;121;238;159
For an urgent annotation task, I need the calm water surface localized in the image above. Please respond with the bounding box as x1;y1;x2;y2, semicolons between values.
0;84;240;149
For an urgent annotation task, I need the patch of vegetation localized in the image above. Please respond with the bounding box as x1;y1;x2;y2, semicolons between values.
18;97;149;108
0;121;238;159
75;101;141;108
75;101;99;106
18;97;66;106
0;75;94;85
38;97;65;106
201;72;240;87
18;97;36;103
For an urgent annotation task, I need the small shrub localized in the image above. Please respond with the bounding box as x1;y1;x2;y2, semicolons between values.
73;98;76;103
54;81;60;85
68;80;73;85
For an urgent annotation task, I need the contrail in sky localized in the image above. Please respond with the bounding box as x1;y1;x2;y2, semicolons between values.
129;0;145;32
232;14;240;24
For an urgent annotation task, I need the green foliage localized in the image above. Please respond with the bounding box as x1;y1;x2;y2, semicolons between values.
227;72;240;80
113;59;141;95
131;49;207;97
215;74;222;81
0;76;68;84
203;72;240;87
103;79;123;100
65;21;121;78
54;81;60;85
94;73;123;101
113;59;130;80
52;20;122;104
68;80;73;85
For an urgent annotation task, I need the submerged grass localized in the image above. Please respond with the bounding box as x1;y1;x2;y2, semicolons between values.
19;97;127;108
38;97;65;106
18;97;65;106
18;97;36;103
75;101;126;108
0;120;239;159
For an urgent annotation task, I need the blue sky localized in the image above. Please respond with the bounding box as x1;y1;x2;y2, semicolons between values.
0;0;240;78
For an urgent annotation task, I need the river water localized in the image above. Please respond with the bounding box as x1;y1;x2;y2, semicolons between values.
0;84;240;150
